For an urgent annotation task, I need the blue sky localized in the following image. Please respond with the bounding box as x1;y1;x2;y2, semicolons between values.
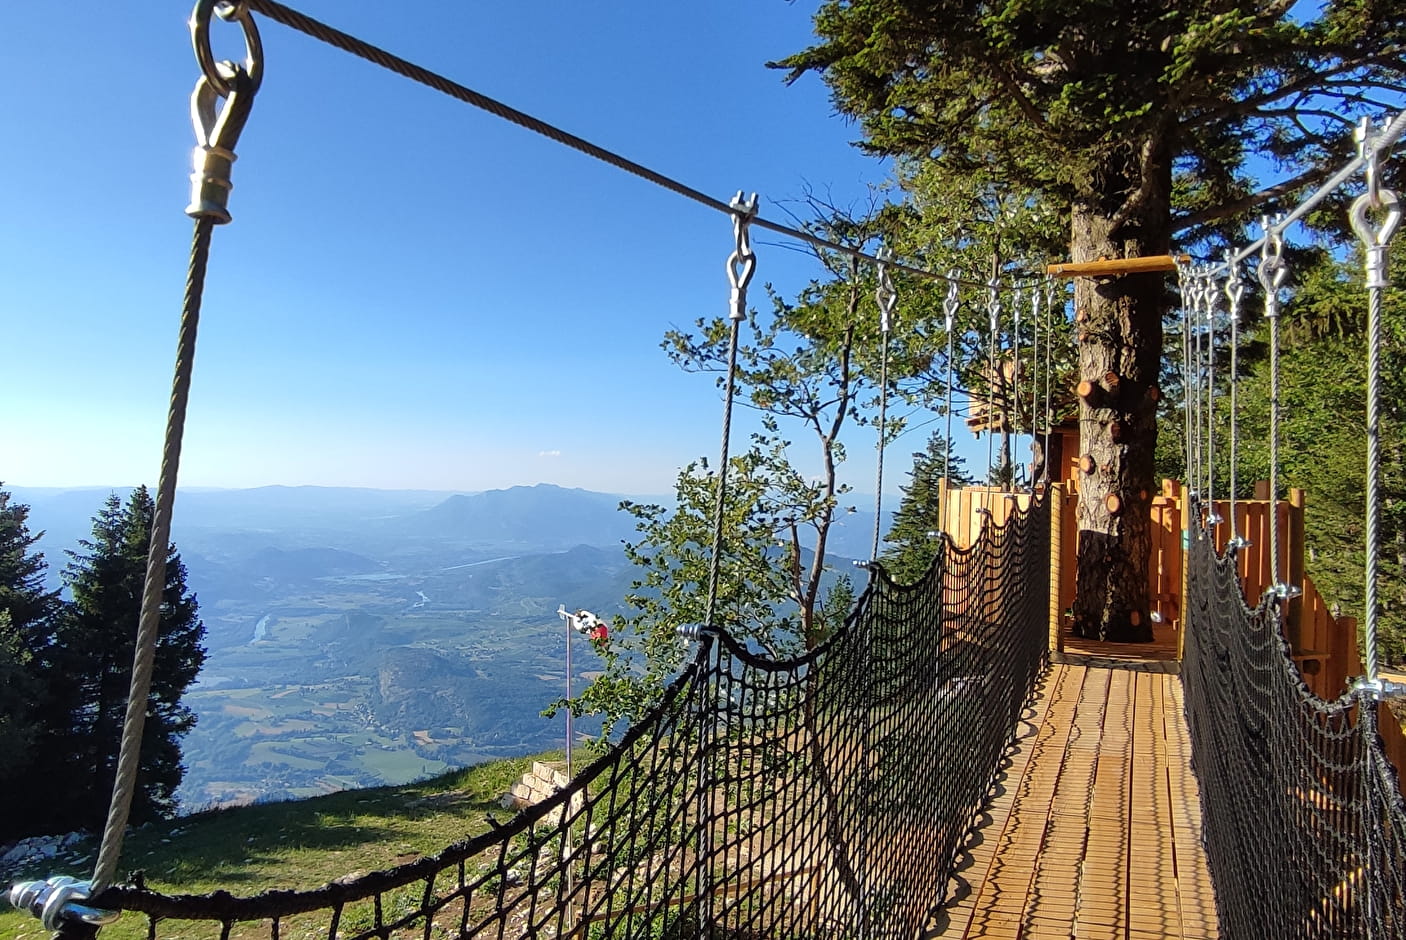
3;2;936;497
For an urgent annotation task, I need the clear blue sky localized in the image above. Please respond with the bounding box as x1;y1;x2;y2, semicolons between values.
4;2;926;496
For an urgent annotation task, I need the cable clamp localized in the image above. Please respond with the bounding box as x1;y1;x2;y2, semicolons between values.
186;1;262;223
677;623;718;643
1267;582;1302;601
9;877;120;932
1205;512;1223;527
726;192;759;322
1352;675;1406;702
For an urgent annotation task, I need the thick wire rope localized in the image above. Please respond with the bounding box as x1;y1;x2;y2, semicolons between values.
985;279;1000;489
1010;287;1022;492
92;217;216;893
942;278;958;517
1191;277;1206;504
1257;219;1289;590
1177;264;1195;499
240;0;1024;292
704;199;757;631
1348;142;1401;684
1043;279;1056;482
871;253;897;560
1203;269;1221;526
1029;286;1041;484
1224;256;1246;547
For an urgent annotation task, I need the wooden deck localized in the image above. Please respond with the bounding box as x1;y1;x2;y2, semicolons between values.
932;656;1218;939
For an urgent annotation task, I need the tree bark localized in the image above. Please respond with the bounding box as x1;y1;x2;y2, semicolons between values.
1069;143;1170;642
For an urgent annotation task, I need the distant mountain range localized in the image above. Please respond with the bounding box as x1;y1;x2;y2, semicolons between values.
6;481;890;807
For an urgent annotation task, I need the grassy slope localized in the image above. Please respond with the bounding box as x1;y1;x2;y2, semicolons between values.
0;752;563;940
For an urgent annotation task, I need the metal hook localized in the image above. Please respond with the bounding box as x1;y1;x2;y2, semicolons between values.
189;0;263;98
875;247;897;334
726;191;759;322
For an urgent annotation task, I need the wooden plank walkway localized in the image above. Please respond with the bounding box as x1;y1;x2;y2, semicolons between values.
931;657;1218;939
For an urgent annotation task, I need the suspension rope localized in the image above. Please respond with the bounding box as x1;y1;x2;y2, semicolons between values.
238;0;1023;292
1177;263;1196;501
942;277;959;514
1010;287;1022;492
985;277;1000;488
1256;217;1289;592
1348;119;1402;687
703;193;758;632
871;249;897;560
1223;253;1246;549
1042;278;1056;483
92;0;262;895
1028;286;1040;484
1202;268;1222;527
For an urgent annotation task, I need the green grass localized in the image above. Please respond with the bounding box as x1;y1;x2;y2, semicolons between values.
0;751;564;940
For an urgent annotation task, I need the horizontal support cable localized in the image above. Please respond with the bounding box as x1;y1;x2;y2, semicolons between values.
242;0;1035;289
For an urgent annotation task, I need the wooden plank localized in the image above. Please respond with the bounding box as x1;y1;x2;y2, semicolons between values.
1046;254;1185;277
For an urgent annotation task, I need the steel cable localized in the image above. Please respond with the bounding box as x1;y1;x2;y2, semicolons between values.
240;0;1030;292
91;216;216;892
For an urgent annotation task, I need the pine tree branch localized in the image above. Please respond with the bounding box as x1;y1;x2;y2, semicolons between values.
1173;163;1337;230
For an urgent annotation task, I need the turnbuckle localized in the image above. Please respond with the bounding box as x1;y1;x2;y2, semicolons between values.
186;0;263;222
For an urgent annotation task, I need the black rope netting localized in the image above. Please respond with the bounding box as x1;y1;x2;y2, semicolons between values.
88;497;1048;939
1181;519;1406;940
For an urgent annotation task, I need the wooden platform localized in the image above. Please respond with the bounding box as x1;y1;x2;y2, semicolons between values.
932;658;1218;939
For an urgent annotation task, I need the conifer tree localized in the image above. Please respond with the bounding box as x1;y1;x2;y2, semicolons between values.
777;2;1405;640
883;433;973;583
45;487;206;831
0;488;60;826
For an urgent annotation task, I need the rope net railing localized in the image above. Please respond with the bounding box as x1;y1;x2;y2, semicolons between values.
63;496;1049;940
1181;519;1406;940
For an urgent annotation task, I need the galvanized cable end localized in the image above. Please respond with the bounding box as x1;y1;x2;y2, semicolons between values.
8;877;119;932
1352;675;1406;702
185;0;262;222
677;623;719;643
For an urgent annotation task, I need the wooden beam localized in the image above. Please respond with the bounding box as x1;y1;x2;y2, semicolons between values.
1045;254;1189;277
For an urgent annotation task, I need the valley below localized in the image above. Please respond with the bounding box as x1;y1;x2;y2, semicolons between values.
14;482;881;812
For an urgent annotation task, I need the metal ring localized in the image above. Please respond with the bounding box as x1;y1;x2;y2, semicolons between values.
190;0;263;98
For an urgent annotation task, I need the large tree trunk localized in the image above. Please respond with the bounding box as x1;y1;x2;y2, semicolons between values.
1069;144;1171;642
